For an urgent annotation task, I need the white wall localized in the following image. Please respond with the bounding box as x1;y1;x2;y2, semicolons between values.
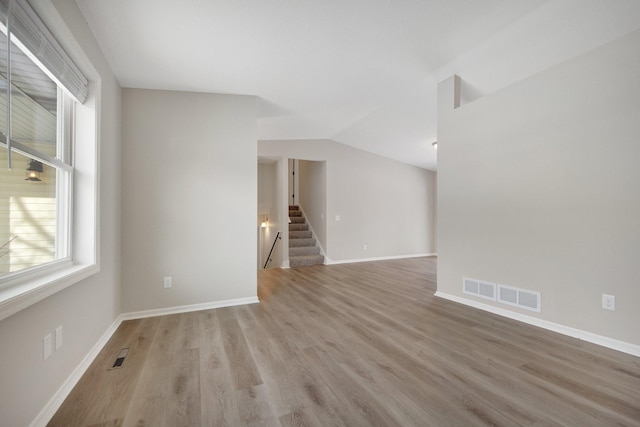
298;160;327;251
275;157;289;267
258;160;281;268
122;89;257;312
259;139;437;262
437;29;640;347
0;1;122;425
258;161;277;217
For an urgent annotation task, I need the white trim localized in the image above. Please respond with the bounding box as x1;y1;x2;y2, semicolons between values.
119;296;260;321
434;291;640;357
0;264;98;322
30;314;124;427
0;4;102;321
326;253;437;265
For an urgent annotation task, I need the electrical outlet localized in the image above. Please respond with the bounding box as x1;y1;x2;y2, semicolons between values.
602;294;615;311
163;276;172;288
335;215;341;221
43;333;52;360
55;326;63;351
363;244;367;250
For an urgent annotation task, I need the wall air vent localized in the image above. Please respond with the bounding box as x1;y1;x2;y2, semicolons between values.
498;285;541;313
463;277;541;313
464;278;479;295
463;277;496;301
109;348;130;370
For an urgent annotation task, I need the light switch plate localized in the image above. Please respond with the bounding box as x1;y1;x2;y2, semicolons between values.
602;294;615;311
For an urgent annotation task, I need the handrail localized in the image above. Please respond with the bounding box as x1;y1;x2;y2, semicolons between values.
263;231;281;269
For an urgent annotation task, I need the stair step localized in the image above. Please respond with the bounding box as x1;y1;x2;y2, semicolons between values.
290;255;324;267
290;217;305;224
289;238;316;248
289;223;308;232
290;246;320;256
289;211;302;217
289;205;299;211
290;230;312;239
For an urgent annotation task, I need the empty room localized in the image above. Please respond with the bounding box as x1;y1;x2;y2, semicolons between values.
0;0;639;426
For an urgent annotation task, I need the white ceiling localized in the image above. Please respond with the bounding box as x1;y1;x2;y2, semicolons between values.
75;0;640;170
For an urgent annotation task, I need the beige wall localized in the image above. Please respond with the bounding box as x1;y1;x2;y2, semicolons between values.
259;139;437;262
298;160;327;251
121;89;257;312
437;30;640;346
0;0;122;424
258;161;282;269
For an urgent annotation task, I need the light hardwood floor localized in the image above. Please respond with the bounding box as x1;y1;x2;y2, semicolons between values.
49;257;640;426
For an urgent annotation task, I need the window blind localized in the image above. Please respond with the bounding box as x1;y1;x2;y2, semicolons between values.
0;0;88;103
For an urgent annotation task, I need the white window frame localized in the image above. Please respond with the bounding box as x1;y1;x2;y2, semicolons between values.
0;88;74;283
0;0;99;321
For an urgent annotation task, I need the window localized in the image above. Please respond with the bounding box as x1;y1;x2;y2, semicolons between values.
0;0;93;315
0;48;73;279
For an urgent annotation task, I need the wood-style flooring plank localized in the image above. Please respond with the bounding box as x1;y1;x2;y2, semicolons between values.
50;257;640;426
217;308;264;391
197;309;241;426
48;317;161;427
121;314;201;427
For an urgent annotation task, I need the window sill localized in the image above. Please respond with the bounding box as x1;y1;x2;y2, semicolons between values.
0;263;99;322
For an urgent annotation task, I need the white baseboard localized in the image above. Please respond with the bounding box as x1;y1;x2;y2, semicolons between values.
31;295;260;426
119;296;260;320
30;315;124;427
326;253;437;265
434;291;640;357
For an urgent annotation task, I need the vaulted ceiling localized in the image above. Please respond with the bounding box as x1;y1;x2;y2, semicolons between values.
75;0;640;170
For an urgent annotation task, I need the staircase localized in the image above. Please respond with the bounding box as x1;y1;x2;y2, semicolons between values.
289;206;324;267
